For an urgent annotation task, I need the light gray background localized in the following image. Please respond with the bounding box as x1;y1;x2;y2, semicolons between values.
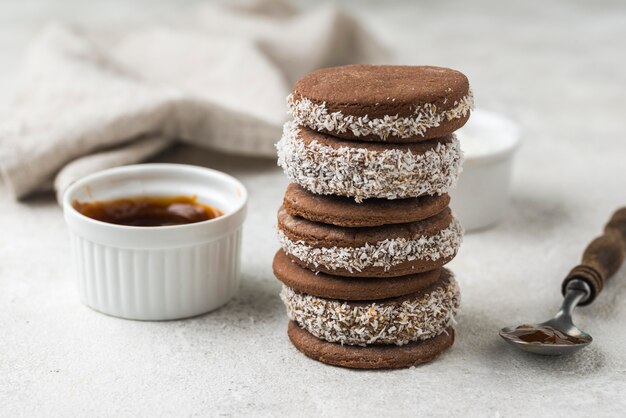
2;0;626;416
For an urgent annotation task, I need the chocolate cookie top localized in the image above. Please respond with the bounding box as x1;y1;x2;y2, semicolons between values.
287;322;455;369
283;183;450;227
273;250;441;300
277;205;453;248
288;65;473;141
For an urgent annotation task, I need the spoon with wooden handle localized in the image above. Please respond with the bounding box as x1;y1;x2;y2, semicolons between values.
500;207;626;355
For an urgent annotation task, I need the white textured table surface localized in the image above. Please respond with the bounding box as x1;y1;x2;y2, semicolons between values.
2;1;626;416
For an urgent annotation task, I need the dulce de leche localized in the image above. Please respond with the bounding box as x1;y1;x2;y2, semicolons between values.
73;195;223;227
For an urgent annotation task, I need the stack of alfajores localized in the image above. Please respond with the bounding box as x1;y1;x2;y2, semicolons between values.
274;65;473;369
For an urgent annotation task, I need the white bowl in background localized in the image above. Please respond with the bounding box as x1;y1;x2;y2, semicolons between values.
450;109;521;232
63;164;247;320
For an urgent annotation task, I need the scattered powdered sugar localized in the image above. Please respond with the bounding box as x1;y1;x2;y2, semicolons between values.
276;121;463;202
277;217;463;273
287;90;474;140
280;275;460;346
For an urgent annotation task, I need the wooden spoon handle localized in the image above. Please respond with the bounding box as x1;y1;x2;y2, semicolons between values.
562;208;626;305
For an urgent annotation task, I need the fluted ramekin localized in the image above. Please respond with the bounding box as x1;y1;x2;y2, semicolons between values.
450;109;521;231
62;164;247;320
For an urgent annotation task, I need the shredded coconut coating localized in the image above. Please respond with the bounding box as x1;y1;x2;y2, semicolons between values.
276;121;463;202
277;217;463;273
287;90;474;140
280;275;460;346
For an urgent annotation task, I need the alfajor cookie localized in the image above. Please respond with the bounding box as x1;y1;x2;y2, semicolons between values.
276;122;463;202
273;250;441;301
282;183;450;227
288;322;455;369
288;65;473;142
281;269;460;346
277;206;462;277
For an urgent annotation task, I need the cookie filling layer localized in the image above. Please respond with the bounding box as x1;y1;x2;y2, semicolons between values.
281;273;460;346
276;122;463;202
287;90;474;140
277;217;463;273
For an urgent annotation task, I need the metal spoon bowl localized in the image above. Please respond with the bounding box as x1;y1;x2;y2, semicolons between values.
500;280;593;355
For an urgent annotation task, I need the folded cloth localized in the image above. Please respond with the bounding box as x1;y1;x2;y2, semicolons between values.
0;0;388;201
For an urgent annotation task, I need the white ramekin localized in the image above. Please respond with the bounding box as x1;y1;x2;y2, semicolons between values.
63;164;247;320
450;109;521;232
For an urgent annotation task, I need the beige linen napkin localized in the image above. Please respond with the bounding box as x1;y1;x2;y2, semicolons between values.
0;0;387;201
